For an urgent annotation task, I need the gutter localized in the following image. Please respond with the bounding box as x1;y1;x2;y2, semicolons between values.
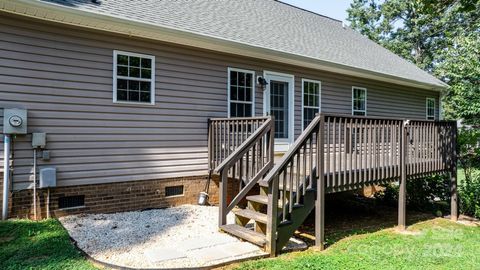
3;0;448;91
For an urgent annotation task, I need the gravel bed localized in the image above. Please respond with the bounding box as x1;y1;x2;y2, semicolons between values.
59;205;267;269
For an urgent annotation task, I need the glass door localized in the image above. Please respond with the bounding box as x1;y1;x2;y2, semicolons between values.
270;80;289;140
263;71;294;152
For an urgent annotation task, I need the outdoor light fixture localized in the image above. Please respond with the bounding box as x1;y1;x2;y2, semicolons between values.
257;76;268;90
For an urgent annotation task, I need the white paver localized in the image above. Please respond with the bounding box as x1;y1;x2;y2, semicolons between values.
190;242;262;263
144;248;187;263
176;235;233;251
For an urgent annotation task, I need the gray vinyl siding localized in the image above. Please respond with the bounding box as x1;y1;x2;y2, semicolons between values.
0;15;440;190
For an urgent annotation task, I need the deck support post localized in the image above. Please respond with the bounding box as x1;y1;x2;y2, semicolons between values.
315;114;325;249
266;125;278;257
450;123;458;222
398;120;408;230
219;170;228;227
266;174;279;256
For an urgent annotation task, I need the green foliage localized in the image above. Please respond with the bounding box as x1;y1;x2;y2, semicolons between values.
0;219;96;270
237;219;480;270
457;128;480;180
460;174;480;219
457;128;480;218
347;0;480;123
376;174;451;214
437;32;480;126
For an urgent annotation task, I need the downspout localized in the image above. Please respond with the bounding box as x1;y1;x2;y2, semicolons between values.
2;134;11;220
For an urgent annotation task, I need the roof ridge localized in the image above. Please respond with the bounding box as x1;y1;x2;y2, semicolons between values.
274;0;343;24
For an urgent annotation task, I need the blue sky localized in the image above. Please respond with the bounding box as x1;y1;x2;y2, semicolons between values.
280;0;352;22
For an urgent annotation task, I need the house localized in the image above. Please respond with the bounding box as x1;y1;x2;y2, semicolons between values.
0;0;457;255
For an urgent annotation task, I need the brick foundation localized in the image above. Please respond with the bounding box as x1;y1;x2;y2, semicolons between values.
9;175;227;220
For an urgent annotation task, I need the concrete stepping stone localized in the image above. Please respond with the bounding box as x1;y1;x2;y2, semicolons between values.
190;242;263;263
144;248;187;263
174;235;234;251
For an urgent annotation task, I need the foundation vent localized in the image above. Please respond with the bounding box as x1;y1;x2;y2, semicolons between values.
165;185;184;197
58;195;85;209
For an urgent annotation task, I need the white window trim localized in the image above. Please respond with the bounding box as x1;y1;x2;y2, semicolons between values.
352;86;367;116
113;50;156;105
263;70;295;152
301;79;321;130
227;67;255;117
426;97;436;120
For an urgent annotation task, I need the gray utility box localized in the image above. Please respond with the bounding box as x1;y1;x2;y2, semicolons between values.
32;133;47;149
39;167;56;188
3;108;28;134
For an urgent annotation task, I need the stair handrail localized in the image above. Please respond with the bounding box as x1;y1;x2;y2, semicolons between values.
262;114;322;184
217;116;275;226
263;114;323;255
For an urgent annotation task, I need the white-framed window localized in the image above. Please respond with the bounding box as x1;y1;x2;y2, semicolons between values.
426;98;436;120
113;50;155;105
302;79;321;130
228;68;255;117
352;86;367;116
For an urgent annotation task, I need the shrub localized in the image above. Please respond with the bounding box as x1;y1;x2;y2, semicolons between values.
457;127;480;219
376;174;450;214
459;174;480;219
457;127;480;182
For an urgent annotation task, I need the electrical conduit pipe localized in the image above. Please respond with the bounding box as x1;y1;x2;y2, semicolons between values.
2;134;11;220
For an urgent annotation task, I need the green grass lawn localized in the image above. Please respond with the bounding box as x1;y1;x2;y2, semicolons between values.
235;218;480;270
457;168;480;184
0;219;97;270
1;216;478;270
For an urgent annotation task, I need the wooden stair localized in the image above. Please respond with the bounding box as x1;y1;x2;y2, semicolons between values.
232;208;268;224
220;224;266;246
220;176;316;254
215;115;322;256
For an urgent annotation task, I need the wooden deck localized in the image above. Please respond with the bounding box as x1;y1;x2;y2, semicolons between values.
208;114;457;256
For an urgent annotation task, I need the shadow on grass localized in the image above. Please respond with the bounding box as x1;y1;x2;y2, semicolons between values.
296;192;434;247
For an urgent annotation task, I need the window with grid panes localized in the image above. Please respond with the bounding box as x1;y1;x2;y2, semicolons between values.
352;87;367;116
302;80;321;129
426;98;435;120
228;69;254;117
114;51;155;104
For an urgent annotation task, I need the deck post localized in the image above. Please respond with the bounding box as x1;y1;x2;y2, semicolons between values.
450;122;458;221
207;119;212;171
398;120;408;230
266;122;277;257
266;174;279;256
219;170;228;226
315;114;325;249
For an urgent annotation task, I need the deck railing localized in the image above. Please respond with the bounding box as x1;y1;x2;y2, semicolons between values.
209;116;275;226
208;114;457;255
208;117;271;171
261;113;457;254
406;120;456;177
323;115;404;192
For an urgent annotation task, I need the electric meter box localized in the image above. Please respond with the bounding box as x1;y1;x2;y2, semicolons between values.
3;108;28;134
39;167;56;188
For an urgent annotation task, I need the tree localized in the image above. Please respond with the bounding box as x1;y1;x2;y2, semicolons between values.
347;0;480;122
436;31;480;126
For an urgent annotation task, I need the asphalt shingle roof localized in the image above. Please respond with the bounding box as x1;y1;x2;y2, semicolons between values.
41;0;446;88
